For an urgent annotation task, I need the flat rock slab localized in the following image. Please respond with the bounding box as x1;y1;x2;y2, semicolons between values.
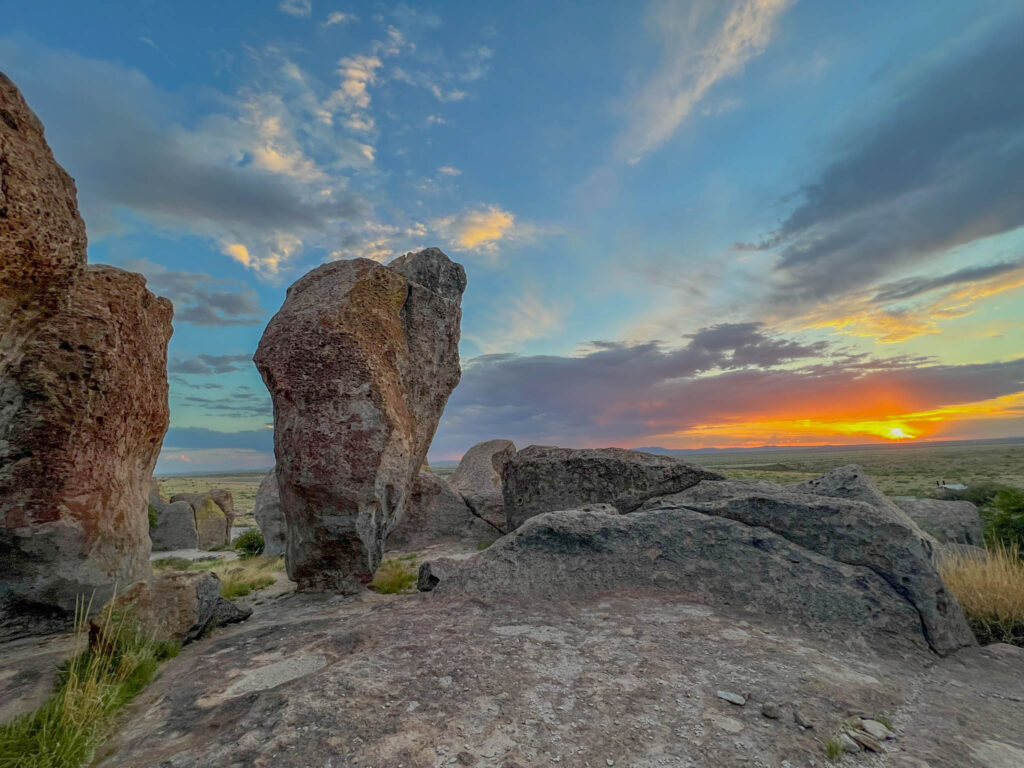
0;632;77;723
93;589;1024;768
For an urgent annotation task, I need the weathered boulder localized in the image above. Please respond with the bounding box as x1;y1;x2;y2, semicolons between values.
639;479;784;508
388;472;498;550
788;464;899;513
449;439;516;532
0;73;86;355
502;446;723;531
253;470;286;557
674;490;974;655
893;497;985;546
97;571;250;646
150;500;200;552
1;266;173;634
419;506;928;651
193;497;229;550
170;488;235;541
254;248;465;592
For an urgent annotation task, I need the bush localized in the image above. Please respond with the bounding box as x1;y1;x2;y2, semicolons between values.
152;554;284;600
233;529;265;559
983;488;1024;550
939;543;1024;646
147;504;159;529
0;596;177;768
369;558;417;594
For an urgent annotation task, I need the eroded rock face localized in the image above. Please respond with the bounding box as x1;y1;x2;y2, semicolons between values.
502;446;723;531
893;497;985;546
170;489;235;542
388;472;497;550
788;464;901;514
1;266;172;631
419;506;928;651
98;571;250;646
254;249;465;592
449;439;516;532
193;497;228;551
150;499;200;552
0;73;86;355
253;470;286;557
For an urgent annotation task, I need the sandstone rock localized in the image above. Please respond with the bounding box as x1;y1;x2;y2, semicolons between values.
449;439;517;533
254;470;286;557
388;472;498;550
194;497;229;550
98;571;250;646
1;266;172;634
0;73;86;355
150;500;200;552
502;446;723;531
254;249;465;592
892;497;984;546
419;507;929;651
677;490;975;655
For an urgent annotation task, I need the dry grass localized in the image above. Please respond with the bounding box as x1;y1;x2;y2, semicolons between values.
370;558;418;594
939;543;1024;646
0;596;177;768
152;555;284;600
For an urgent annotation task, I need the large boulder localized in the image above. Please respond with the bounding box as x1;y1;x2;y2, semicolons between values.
388;472;498;550
502;446;723;531
0;73;86;356
150;500;200;552
788;464;900;513
170;489;235;541
193;497;229;550
97;571;250;646
449;439;516;532
1;266;172;635
253;470;286;557
419;506;929;652
254;249;465;592
893;497;985;546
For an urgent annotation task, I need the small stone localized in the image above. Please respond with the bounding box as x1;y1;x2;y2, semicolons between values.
861;719;894;739
456;752;475;766
606;761;614;767
846;729;883;752
793;708;813;728
716;690;746;706
761;702;780;719
839;734;861;753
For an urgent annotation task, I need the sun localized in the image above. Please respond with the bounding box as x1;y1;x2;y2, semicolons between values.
885;426;914;441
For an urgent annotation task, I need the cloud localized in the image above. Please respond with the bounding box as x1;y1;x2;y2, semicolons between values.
432;324;1024;454
331;54;382;111
168;354;254;375
324;11;356;26
618;0;794;164
437;165;461;176
279;0;312;19
465;287;569;353
871;260;1024;304
433;205;516;253
750;14;1024;305
119;258;265;326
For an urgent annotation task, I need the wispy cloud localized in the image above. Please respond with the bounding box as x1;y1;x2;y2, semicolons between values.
433;205;516;254
465;286;569;354
323;11;356;26
279;0;312;19
618;0;794;164
168;354;254;375
437;165;461;176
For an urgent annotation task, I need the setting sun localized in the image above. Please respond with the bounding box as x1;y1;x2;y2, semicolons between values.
886;427;914;441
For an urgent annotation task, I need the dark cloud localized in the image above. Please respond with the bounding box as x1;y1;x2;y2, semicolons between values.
872;260;1024;303
119;258;265;327
750;15;1024;303
162;427;274;453
168;354;253;375
431;326;1024;454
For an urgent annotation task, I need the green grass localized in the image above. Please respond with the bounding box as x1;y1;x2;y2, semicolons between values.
823;737;843;762
152;555;284;600
233;529;265;559
369;558;418;594
873;714;893;730
0;597;177;768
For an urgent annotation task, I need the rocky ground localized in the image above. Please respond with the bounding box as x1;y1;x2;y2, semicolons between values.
92;580;1024;768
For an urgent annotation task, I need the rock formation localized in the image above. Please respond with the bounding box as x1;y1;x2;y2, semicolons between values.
0;76;174;636
192;497;228;550
388;471;498;550
449;439;516;532
253;470;286;557
170;489;235;542
148;482;200;552
502;446;723;531
893;497;985;546
254;248;465;591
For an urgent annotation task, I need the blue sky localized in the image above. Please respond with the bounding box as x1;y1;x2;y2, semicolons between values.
4;0;1023;472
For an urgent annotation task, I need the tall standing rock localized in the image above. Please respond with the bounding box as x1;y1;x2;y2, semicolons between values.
0;75;173;635
254;249;465;592
449;439;516;533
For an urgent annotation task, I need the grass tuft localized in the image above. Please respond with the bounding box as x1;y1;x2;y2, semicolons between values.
0;595;177;768
233;529;265;559
152;555;284;600
823;736;843;761
939;543;1024;646
369;558;418;594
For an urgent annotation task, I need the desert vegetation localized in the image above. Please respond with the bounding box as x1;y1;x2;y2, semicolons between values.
939;544;1024;646
152;555;284;600
369;555;419;594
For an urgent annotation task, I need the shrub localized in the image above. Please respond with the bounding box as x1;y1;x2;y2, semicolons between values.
147;504;159;529
983;489;1024;550
939;543;1024;646
233;529;265;559
369;558;417;594
0;595;177;768
823;737;842;761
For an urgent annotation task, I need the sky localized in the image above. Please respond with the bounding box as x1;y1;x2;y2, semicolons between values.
4;0;1023;473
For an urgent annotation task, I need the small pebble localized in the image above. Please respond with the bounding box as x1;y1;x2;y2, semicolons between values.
716;690;746;706
761;702;780;719
861;719;894;740
793;708;813;728
840;734;861;753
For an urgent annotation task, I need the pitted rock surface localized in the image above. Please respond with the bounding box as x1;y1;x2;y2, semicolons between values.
254;249;464;592
893;497;985;546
